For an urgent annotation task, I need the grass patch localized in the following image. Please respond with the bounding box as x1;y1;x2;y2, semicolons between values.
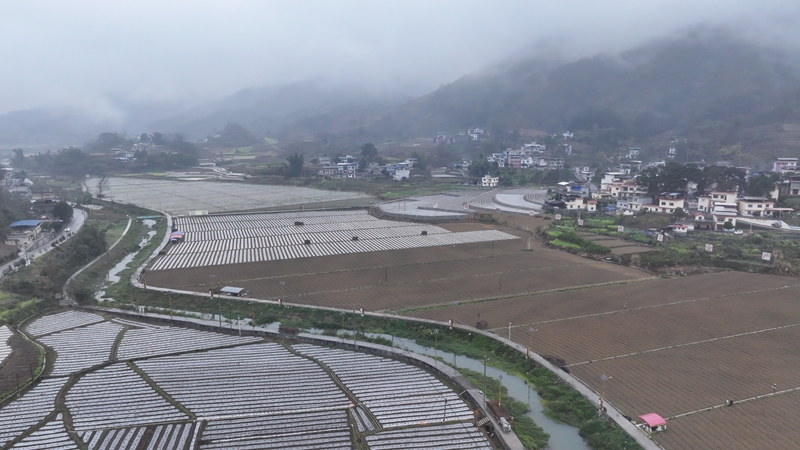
551;239;582;249
103;220;129;246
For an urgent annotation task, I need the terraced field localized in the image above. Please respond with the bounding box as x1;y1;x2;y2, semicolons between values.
0;311;492;450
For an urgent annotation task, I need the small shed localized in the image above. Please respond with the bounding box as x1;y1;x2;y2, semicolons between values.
637;413;667;434
220;286;248;297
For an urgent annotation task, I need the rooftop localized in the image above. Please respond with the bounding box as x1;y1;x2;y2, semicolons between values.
10;219;43;228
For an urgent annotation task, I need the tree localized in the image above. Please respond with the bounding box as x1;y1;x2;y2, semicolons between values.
469;154;497;178
152;132;167;145
745;173;779;198
52;201;73;222
723;219;734;230
12;148;24;165
96;176;110;197
636;162;702;194
284;153;304;177
411;151;428;172
673;207;686;219
360;143;378;161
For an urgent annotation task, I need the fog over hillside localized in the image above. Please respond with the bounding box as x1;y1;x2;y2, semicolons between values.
1;1;799;145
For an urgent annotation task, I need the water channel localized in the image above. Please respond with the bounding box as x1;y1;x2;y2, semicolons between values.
97;220;157;302
366;332;590;450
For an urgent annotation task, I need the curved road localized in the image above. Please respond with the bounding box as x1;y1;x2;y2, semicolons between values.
0;208;88;277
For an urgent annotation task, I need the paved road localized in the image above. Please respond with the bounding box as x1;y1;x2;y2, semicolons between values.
0;208;88;277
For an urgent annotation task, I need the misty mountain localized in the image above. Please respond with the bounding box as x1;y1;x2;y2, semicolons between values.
0;99;191;148
368;29;800;150
149;80;410;140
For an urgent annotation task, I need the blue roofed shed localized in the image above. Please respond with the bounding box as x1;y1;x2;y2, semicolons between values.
10;220;43;229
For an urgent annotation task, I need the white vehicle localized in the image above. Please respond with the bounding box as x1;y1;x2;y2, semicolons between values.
733;230;743;235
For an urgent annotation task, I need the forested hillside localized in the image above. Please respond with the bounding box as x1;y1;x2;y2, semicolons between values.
367;29;800;162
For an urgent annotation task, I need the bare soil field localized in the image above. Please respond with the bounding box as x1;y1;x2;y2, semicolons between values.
400;270;800;449
146;211;800;449
658;391;800;450
148;227;648;312
0;330;40;397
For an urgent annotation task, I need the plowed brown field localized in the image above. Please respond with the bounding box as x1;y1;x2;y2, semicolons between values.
146;215;800;449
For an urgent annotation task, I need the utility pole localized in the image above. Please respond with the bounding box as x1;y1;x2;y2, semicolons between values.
483;357;488;405
600;374;612;414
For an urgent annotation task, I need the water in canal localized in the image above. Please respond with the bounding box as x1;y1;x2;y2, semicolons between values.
321;330;590;450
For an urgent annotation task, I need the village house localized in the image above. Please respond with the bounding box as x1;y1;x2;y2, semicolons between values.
627;147;641;158
657;193;685;214
697;191;738;211
533;157;564;170
610;179;647;199
481;175;499;187
773;157;798;174
616;195;654;212
318;165;338;176
522;142;546;155
5;220;43;246
564;194;586;210
392;168;410;181
579;168;595;180
779;175;800;197
467;128;484;141
711;202;738;230
505;149;524;168
737;197;774;217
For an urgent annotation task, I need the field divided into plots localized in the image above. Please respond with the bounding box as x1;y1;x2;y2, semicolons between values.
150;210;518;270
147;215;647;309
89;177;372;215
1;312;492;450
396;270;800;449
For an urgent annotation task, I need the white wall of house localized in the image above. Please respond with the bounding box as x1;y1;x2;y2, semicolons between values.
393;169;410;181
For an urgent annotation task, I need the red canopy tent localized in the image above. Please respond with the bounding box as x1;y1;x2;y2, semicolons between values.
638;413;667;433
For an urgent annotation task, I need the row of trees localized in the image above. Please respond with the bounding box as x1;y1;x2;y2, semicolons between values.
635;162;780;197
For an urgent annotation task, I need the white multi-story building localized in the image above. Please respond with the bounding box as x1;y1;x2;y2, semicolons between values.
697;191;738;211
522;142;546;155
738;197;775;217
657;194;685;214
773;158;798;173
616;195;654;212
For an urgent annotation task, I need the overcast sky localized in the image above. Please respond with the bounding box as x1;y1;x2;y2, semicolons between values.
1;0;799;116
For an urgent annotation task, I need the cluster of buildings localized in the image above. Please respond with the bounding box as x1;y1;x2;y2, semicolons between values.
316;154;418;181
486;143;566;171
563;168;794;230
